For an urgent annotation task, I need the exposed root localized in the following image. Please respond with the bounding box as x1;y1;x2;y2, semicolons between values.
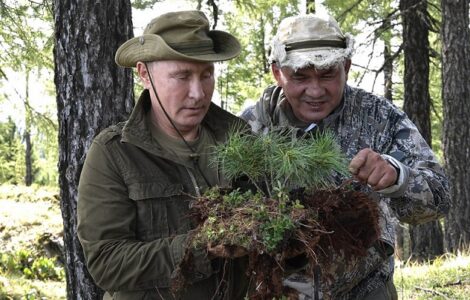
173;184;380;299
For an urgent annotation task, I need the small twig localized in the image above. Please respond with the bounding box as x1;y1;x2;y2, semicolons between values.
211;258;229;300
442;279;470;286
414;286;450;299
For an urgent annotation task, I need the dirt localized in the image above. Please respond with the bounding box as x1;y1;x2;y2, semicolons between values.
175;184;381;299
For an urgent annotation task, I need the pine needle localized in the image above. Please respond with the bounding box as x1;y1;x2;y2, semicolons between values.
212;127;348;197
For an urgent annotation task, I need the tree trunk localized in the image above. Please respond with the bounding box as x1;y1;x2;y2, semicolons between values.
307;0;315;13
400;0;444;261
53;1;134;299
24;69;33;186
441;0;470;252
383;21;393;101
383;48;393;101
382;13;406;256
24;130;32;185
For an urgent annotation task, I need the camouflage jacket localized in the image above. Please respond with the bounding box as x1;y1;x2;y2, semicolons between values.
241;84;450;299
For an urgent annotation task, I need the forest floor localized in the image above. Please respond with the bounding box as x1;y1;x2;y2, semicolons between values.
0;185;65;299
0;184;469;299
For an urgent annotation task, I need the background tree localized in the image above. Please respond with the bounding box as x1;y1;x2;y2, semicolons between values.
0;0;56;186
53;0;134;298
441;0;470;252
324;0;402;98
24;69;34;186
0;117;24;183
400;0;444;261
219;0;299;112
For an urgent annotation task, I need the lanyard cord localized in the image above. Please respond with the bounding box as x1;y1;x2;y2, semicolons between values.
144;62;211;188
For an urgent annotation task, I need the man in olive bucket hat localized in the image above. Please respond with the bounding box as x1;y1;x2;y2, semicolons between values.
241;13;450;300
77;10;249;300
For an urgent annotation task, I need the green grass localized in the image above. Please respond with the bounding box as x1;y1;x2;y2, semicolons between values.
0;273;65;300
394;253;470;299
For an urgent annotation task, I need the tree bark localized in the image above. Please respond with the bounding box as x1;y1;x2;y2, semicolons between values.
24;130;32;185
400;0;444;261
383;22;393;102
53;1;134;299
441;0;470;252
382;13;393;101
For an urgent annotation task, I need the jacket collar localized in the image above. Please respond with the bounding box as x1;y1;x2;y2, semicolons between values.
121;89;245;155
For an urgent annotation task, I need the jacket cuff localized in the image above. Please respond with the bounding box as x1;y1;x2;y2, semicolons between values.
377;154;409;197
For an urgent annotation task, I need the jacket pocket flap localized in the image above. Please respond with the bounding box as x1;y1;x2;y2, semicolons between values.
128;182;183;200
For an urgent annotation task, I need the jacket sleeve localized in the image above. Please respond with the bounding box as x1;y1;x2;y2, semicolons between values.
77;140;213;292
383;117;450;225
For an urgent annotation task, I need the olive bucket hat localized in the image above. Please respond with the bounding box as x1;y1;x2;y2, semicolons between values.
115;10;241;67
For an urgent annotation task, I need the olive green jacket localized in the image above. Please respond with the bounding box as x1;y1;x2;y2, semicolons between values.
77;90;249;300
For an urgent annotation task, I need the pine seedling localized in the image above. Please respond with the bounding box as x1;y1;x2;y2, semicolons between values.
212;127;348;198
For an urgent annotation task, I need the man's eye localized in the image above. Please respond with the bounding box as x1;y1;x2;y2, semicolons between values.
176;75;189;80
292;75;306;80
202;72;213;79
320;69;337;79
322;73;335;79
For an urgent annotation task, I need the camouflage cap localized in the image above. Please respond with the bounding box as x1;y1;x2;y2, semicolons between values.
270;14;354;70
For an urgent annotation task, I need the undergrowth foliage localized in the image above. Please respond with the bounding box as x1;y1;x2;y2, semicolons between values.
0;249;64;281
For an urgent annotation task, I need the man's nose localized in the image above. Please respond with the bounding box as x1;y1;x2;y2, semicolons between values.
188;79;205;100
305;79;325;98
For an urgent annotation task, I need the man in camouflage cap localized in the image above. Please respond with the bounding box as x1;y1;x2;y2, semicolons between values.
241;13;450;299
78;10;249;299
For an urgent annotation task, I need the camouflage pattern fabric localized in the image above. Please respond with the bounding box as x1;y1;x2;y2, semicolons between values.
240;84;450;299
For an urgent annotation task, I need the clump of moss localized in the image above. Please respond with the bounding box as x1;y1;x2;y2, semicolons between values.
190;187;312;255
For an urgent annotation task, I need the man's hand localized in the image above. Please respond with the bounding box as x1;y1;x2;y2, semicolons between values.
348;148;398;191
207;244;248;258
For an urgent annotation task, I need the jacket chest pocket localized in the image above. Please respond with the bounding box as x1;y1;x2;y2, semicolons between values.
128;182;191;241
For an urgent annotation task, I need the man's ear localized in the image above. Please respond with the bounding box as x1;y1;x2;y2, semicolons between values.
136;62;151;89
271;63;282;84
344;59;352;76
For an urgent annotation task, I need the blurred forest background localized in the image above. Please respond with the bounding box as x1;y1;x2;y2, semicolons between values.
1;0;469;299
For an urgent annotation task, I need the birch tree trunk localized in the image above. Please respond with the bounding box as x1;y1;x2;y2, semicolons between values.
53;1;134;298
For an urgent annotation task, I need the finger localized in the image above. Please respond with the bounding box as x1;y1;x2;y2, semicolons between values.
373;174;396;190
360;165;381;186
349;149;371;175
371;165;398;190
364;158;397;189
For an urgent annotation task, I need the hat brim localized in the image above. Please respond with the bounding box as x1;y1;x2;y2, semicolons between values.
115;30;241;68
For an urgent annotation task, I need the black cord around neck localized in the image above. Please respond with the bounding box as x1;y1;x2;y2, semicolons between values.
144;62;211;188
